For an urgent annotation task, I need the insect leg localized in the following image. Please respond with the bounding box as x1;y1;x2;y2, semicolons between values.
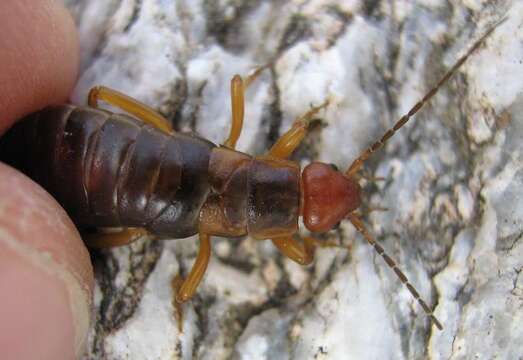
243;64;270;88
266;100;329;159
347;213;443;330
175;232;211;303
271;235;316;265
224;65;270;149
223;75;245;149
83;227;149;248
272;234;355;264
88;86;174;135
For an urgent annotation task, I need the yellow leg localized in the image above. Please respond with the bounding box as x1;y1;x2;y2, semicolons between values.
88;86;174;135
175;233;211;303
223;75;245;149
271;235;317;265
223;64;270;149
272;233;355;265
266;100;329;159
84;227;148;248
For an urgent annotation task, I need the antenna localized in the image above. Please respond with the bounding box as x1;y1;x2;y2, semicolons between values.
348;214;443;330
346;17;507;177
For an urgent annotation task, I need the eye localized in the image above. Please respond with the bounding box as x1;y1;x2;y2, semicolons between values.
329;163;339;171
332;221;341;230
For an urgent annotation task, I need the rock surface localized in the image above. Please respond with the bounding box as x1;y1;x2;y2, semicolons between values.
63;1;523;359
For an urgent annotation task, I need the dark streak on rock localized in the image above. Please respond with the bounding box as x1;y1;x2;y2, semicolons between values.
124;0;143;33
498;231;523;252
86;238;163;358
372;40;399;131
226;299;290;353
314;345;328;358
173;341;182;359
166;78;189;132
216;246;257;274
192;293;216;359
324;5;354;49
307;247;351;306
258;67;283;154
194;243;300;357
203;0;263;52
277;13;312;53
272;254;299;299
362;0;382;19
175;80;208;132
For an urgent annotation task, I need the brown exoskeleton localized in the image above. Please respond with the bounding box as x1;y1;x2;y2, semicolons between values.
0;18;504;332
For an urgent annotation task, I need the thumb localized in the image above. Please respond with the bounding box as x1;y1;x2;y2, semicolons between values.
0;163;94;360
0;1;94;359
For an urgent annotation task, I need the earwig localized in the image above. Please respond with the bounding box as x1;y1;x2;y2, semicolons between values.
0;19;504;332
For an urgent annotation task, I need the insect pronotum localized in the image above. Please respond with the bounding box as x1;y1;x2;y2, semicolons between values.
0;17;505;332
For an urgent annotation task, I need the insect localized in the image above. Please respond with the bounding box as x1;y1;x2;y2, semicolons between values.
0;18;504;332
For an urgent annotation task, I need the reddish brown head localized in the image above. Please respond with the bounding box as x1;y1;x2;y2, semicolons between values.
302;162;361;233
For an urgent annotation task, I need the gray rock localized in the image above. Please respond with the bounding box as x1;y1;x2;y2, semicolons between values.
65;1;523;359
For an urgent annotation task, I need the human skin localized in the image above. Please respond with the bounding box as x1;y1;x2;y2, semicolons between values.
0;1;94;359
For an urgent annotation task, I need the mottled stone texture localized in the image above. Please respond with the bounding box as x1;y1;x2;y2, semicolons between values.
63;1;522;359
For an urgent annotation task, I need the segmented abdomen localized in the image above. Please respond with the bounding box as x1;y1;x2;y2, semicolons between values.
0;105;215;238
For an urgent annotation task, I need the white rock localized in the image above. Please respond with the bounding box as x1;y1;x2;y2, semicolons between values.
67;1;523;359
